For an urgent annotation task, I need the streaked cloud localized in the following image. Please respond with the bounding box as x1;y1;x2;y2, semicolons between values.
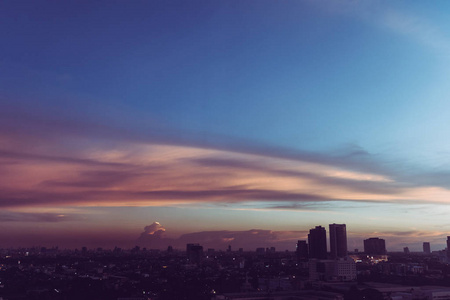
381;9;450;55
317;0;450;55
0;211;83;222
2;110;450;209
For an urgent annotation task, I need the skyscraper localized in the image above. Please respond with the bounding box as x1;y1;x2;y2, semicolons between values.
308;226;327;259
423;242;431;254
447;237;450;260
363;238;386;255
186;243;203;263
296;240;309;261
329;223;347;258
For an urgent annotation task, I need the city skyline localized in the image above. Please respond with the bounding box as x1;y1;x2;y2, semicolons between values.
2;1;450;251
0;219;444;254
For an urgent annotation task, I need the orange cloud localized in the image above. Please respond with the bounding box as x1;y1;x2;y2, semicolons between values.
0;140;449;209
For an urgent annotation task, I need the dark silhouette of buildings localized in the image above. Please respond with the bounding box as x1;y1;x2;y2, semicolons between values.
447;237;450;259
256;247;265;254
186;243;203;263
423;242;431;254
296;240;308;261
308;226;327;259
364;237;386;255
329;223;347;258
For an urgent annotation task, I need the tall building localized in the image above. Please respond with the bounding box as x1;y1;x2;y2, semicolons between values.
296;240;309;261
423;242;431;254
186;243;203;263
447;237;450;259
329;223;347;258
308;226;327;259
363;238;386;255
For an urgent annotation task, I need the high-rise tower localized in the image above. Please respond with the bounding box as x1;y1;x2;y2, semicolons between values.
308;226;327;259
447;237;450;260
186;243;203;263
296;240;308;261
329;223;347;258
423;242;431;254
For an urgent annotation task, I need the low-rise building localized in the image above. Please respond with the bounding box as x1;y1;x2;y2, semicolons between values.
309;257;356;282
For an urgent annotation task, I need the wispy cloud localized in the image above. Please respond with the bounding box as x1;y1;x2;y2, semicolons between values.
381;9;450;55
1;102;450;209
0;211;84;222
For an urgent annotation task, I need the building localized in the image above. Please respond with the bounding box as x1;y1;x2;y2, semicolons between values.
363;285;450;300
413;287;450;300
256;247;265;254
403;247;410;254
447;237;450;260
213;290;345;300
308;226;327;259
423;242;431;254
296;240;309;261
186;243;203;263
309;257;356;282
329;224;347;258
364;238;386;255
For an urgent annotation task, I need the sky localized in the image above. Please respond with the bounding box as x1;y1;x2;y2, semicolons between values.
2;0;450;251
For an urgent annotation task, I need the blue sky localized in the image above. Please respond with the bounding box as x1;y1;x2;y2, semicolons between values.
1;1;450;251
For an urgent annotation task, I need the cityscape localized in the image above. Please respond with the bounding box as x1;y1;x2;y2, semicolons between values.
3;223;450;299
3;0;450;299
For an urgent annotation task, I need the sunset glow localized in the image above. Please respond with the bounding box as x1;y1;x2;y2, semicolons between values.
2;0;450;252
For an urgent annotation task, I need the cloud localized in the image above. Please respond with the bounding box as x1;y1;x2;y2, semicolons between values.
0;136;448;209
0;150;130;168
137;222;166;242
314;1;450;56
267;202;338;211
381;9;450;55
0;211;83;222
1;100;450;210
41;170;143;189
0;188;329;208
191;156;405;196
136;222;307;250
